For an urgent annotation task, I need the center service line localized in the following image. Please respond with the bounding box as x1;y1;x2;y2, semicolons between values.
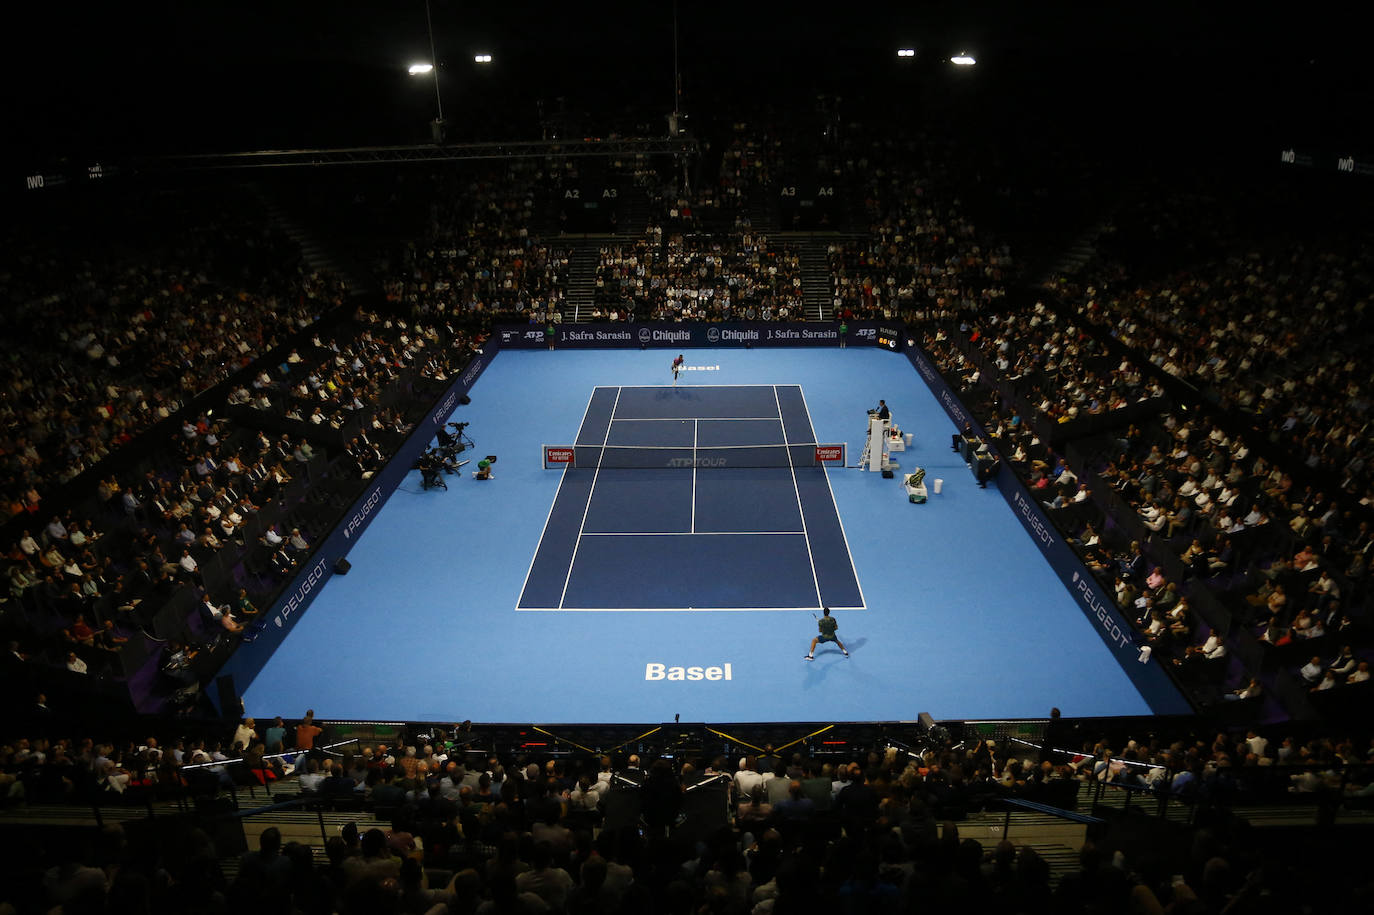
691;418;698;534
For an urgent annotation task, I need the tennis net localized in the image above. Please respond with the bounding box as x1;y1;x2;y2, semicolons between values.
543;442;846;470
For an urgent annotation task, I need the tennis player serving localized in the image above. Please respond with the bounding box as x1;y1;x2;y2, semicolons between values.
805;607;848;660
671;354;685;385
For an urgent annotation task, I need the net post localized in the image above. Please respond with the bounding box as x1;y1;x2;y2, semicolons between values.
543;445;576;469
814;443;846;467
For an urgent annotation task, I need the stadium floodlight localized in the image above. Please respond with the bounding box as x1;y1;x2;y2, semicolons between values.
474;54;492;64
897;49;915;58
408;62;434;75
950;53;977;66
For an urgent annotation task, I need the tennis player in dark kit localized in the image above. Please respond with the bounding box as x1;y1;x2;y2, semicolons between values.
671;354;685;385
806;607;849;660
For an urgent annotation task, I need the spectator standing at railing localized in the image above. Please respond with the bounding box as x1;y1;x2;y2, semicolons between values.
295;710;323;755
232;718;258;753
263;717;287;754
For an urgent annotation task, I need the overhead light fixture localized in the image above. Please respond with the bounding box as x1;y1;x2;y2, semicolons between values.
474;54;492;64
950;53;976;66
408;62;434;75
897;49;915;58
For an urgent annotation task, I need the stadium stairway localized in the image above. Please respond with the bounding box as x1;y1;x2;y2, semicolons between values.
1038;221;1111;287
564;236;617;321
954;806;1090;884
253;186;377;298
795;235;839;321
745;185;779;235
621;183;652;236
219;803;392;877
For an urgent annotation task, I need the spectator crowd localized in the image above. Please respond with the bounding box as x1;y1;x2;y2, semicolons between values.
5;710;1373;914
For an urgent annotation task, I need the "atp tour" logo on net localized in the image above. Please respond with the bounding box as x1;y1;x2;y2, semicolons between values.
668;456;727;468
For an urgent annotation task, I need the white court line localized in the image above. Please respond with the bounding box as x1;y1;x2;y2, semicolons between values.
515;385;606;606
691;419;697;533
529;604;865;613
609;416;787;421
518;604;865;613
514;455;576;607
797;385;868;610
593;384;805;389
578;531;807;536
558;386;623;609
775;385;824;609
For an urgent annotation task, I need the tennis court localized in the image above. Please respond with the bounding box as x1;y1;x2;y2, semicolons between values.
238;346;1167;724
519;385;862;611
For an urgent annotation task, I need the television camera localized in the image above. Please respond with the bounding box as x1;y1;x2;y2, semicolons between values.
416;452;445;490
435;421;472;460
417;421;473;489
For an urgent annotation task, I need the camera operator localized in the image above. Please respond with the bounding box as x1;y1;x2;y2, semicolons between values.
417;451;447;490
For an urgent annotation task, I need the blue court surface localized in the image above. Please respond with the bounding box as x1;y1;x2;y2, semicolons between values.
519;385;861;611
240;347;1159;724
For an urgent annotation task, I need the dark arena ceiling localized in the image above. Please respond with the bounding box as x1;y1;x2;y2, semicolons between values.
6;0;1368;169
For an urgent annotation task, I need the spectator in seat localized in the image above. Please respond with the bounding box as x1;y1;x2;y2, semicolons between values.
65;614;96;647
734;756;764;799
774;780;816;823
515;841;574;911
234;589;260;619
1311;670;1339;692
269;547;296;578
176;548;201;583
320;761;357;799
1328;646;1358;681
1307;571;1340;613
203;597;245;634
1175;630;1227;667
1224;678;1263;701
296;759;325;794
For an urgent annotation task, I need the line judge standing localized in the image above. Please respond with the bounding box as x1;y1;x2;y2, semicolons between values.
672;354;685;385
